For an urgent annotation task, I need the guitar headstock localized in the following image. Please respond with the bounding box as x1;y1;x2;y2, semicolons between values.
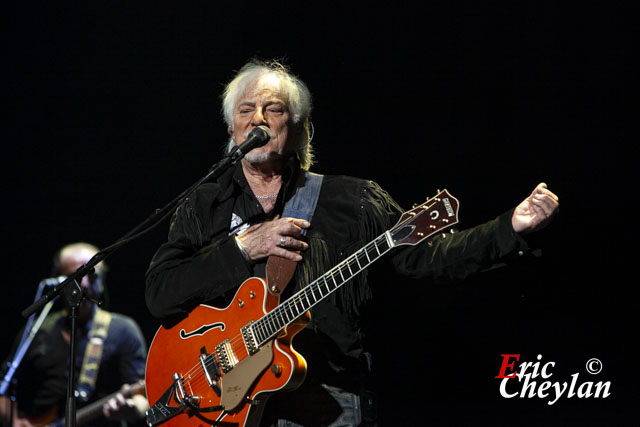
391;189;460;246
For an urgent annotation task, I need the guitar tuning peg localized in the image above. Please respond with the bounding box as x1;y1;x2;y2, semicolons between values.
412;202;419;208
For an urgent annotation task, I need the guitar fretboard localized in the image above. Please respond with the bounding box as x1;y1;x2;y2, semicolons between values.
251;232;393;346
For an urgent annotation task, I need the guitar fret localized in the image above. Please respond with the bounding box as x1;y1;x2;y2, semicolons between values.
311;283;323;300
345;260;355;277
268;313;278;336
303;287;313;306
256;323;266;345
363;247;372;263
341;265;351;281
359;251;370;268
253;323;263;344
293;295;305;315
281;307;290;325
261;328;269;344
330;272;339;289
257;324;266;344
282;306;292;323
322;275;333;292
275;307;285;326
354;251;363;269
276;310;286;330
260;324;268;344
273;313;283;334
352;257;362;273
290;298;300;317
365;244;377;261
320;281;327;296
377;235;392;254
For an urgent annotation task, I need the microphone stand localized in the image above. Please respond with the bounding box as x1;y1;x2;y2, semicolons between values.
19;149;245;427
1;282;55;426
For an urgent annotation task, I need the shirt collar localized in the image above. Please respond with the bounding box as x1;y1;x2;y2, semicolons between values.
230;155;301;202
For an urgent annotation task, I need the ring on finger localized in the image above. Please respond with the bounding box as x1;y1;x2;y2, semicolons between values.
280;236;287;247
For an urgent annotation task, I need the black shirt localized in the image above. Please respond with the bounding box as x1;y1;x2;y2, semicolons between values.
14;307;147;426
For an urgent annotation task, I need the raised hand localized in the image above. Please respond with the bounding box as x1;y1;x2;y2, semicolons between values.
511;183;559;234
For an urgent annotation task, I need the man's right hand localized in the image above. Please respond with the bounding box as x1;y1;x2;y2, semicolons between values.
235;216;310;262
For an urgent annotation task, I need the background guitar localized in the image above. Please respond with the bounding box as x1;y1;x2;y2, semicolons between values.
26;380;146;427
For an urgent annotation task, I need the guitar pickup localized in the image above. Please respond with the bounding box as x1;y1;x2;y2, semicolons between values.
241;321;258;355
215;339;237;373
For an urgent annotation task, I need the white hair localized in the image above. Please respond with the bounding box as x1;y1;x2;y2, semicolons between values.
221;59;314;169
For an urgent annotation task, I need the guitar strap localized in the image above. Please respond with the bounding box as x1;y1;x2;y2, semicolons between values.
76;308;112;402
282;171;323;236
266;171;323;296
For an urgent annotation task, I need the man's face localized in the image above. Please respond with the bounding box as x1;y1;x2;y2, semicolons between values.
230;86;300;165
58;248;101;302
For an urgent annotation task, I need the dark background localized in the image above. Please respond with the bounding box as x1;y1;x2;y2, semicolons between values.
4;2;637;426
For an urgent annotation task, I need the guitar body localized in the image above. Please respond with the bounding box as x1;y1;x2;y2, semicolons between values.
145;277;308;427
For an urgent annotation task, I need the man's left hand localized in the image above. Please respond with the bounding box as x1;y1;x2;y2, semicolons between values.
102;389;148;422
512;183;559;234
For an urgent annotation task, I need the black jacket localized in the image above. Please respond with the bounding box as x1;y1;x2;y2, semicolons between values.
145;159;530;379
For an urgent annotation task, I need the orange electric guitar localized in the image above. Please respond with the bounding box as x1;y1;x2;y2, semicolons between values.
145;190;460;426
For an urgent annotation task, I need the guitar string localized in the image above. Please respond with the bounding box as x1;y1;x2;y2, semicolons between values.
178;226;422;392
182;268;354;393
178;336;244;394
176;196;444;395
178;292;317;393
176;199;439;397
247;197;444;345
183;251;370;392
184;234;399;393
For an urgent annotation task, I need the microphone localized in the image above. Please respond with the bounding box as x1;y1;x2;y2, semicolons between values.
39;276;68;287
228;125;272;161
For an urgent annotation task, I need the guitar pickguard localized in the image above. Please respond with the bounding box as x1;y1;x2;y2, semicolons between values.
220;343;273;411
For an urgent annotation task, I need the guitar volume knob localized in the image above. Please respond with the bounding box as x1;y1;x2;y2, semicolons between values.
271;364;283;377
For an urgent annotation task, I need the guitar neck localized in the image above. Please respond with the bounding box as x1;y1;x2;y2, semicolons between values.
250;189;460;348
252;231;394;346
74;397;106;426
57;380;145;427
